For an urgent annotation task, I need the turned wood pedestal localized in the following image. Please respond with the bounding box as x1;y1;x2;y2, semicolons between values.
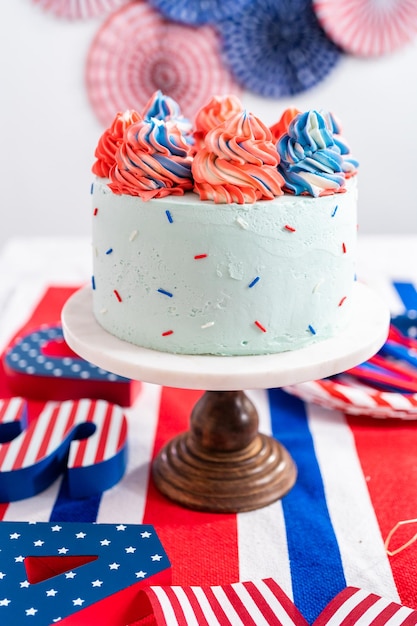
152;390;297;513
62;283;389;513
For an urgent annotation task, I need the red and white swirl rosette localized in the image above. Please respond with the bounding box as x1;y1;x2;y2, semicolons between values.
284;375;417;419
32;0;130;19
313;0;417;57
86;1;241;127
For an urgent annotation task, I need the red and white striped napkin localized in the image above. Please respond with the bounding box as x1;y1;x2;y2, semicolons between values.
137;578;417;625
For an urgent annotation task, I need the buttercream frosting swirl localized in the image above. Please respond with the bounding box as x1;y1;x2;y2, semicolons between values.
269;107;300;143
142;90;193;139
277;110;356;196
193;95;243;151
109;117;193;200
192;110;284;204
92;110;142;178
320;110;359;177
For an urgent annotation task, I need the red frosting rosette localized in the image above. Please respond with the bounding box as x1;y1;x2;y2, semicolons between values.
193;94;244;151
92;109;142;178
269;107;301;144
192;111;285;204
109;116;193;200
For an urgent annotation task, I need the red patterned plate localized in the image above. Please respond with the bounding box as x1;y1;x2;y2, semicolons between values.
313;0;417;56
32;0;130;19
284;375;417;420
86;1;241;126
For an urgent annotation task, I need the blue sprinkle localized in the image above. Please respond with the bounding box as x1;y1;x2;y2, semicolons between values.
92;276;96;290
331;205;338;217
248;276;260;288
90;182;94;194
105;248;113;255
308;324;316;335
158;288;173;298
166;209;173;223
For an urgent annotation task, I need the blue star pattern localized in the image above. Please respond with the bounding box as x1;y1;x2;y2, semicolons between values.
0;522;170;625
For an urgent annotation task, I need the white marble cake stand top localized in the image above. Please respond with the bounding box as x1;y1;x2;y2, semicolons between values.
61;282;389;391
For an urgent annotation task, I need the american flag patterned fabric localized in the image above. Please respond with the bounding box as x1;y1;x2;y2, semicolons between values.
140;580;417;625
0;237;416;625
142;578;308;625
313;586;417;626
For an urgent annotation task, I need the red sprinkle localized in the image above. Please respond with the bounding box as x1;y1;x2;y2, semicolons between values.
342;242;346;253
93;207;98;216
162;330;174;336
194;254;208;260
254;320;267;333
338;296;347;307
113;289;122;302
284;225;296;232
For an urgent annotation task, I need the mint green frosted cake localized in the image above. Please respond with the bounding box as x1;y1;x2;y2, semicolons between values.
90;93;358;356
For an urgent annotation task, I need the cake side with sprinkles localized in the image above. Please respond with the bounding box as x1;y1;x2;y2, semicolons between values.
90;92;358;356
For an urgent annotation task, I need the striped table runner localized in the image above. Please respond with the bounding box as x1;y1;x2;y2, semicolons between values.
0;279;415;624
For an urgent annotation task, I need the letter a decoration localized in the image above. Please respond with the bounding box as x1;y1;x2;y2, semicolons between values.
0;521;171;625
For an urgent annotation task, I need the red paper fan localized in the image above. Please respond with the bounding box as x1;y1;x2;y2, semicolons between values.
86;1;241;126
313;0;417;56
32;0;130;19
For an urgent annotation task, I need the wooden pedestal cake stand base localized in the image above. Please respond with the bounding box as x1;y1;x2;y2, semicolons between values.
62;283;389;513
152;390;296;512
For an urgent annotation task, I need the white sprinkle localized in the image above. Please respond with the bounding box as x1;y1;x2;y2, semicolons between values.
236;217;249;229
100;308;108;314
312;279;324;294
201;321;215;329
129;230;138;242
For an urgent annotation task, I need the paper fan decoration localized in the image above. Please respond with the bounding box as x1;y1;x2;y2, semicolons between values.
313;0;417;56
284;377;417;420
218;0;342;99
147;0;252;25
32;0;130;19
86;1;241;126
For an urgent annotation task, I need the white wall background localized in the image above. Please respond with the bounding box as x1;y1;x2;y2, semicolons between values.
1;0;416;252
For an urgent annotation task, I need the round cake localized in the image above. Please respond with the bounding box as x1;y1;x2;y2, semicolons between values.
91;92;358;356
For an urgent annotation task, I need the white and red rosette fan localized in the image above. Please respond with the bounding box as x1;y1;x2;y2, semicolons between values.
32;0;130;19
313;0;417;56
85;0;241;126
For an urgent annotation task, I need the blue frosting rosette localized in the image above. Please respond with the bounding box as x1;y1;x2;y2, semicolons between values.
147;0;252;25
218;0;341;98
277;110;358;196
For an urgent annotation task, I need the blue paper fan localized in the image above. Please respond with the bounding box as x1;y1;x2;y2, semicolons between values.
219;0;342;98
147;0;252;25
